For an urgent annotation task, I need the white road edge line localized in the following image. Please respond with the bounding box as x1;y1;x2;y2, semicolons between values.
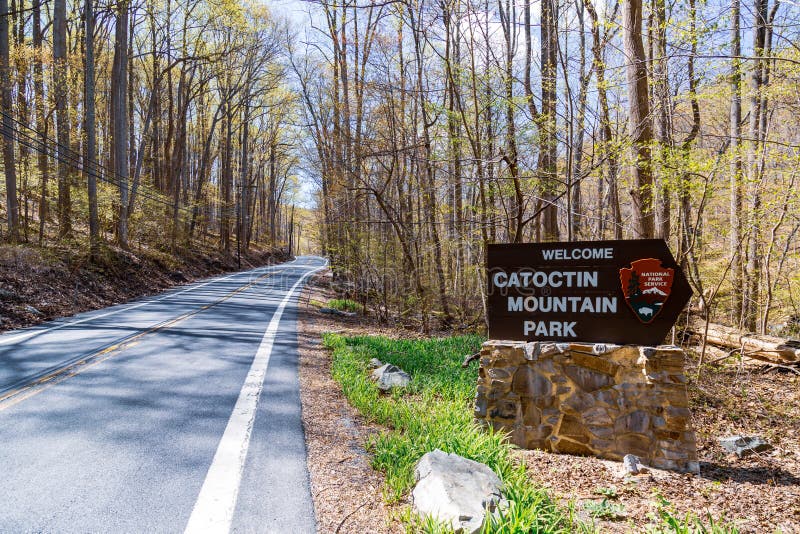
184;261;325;534
0;259;300;347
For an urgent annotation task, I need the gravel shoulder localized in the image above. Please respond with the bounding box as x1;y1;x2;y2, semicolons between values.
297;273;403;533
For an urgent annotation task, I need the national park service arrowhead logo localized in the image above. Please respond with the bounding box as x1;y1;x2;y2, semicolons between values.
619;258;674;324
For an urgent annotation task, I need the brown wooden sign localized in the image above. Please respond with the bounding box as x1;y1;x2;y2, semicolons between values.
487;239;693;345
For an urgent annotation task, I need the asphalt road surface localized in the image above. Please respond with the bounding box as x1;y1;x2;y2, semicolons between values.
0;256;327;533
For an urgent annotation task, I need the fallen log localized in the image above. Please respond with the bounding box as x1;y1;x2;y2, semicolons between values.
461;352;480;368
688;317;800;364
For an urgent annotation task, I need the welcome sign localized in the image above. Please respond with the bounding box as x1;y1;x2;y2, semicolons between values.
487;239;692;345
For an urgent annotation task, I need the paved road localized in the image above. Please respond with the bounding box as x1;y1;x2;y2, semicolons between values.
0;256;326;533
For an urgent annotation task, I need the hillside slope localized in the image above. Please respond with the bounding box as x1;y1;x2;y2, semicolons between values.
0;243;291;333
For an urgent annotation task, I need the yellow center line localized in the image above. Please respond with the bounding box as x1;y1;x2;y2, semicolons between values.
0;268;287;412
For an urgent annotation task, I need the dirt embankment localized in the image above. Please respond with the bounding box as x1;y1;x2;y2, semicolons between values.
0;242;291;332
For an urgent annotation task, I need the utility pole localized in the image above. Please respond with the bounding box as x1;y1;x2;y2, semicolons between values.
236;190;241;270
288;204;295;256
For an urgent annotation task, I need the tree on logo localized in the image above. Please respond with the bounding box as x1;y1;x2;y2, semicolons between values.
627;271;641;298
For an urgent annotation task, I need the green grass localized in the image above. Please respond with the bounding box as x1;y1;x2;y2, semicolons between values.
326;298;364;313
324;333;584;533
323;333;740;534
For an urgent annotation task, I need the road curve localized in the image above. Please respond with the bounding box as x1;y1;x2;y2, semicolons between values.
0;256;326;533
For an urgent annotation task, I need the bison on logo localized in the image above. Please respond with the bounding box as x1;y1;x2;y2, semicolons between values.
619;258;674;324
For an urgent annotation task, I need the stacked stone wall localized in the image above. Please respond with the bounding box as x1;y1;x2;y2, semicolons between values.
474;341;699;473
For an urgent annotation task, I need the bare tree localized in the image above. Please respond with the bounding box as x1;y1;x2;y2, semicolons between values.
85;0;99;254
729;0;744;326
623;0;655;238
54;0;70;238
539;0;559;240
0;0;18;242
112;0;130;247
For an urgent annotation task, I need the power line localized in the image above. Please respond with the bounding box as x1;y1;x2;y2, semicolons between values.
0;111;196;216
0;0;51;17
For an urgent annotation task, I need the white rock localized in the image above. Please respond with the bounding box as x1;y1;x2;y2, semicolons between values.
412;449;503;534
719;435;773;457
621;454;642;475
319;307;357;317
618;454;653;478
370;363;411;391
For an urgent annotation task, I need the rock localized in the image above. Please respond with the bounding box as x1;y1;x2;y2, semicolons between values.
368;358;384;369
319;307;357;317
24;305;42;316
592;343;620;355
621;454;644;475
371;363;411;391
719;435;773;457
476;340;699;473
169;270;187;282
412;449;504;534
0;288;16;300
640;347;658;358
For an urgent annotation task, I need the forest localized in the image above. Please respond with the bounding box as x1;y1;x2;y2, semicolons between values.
0;0;302;266
295;0;800;337
0;0;799;338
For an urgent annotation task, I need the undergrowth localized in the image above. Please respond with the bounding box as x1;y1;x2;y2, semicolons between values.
324;333;584;533
323;333;740;533
645;493;739;534
326;298;364;313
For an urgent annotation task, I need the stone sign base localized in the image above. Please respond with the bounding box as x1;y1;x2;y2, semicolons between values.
475;341;699;473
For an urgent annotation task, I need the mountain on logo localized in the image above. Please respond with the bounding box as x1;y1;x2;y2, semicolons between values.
642;287;667;296
619;258;675;324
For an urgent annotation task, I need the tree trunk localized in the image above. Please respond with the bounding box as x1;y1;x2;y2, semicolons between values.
729;0;744;326
33;0;47;245
127;87;156;221
688;317;800;363
267;138;276;245
85;0;99;255
221;100;233;254
586;0;621;239
623;0;655;238
677;0;703;305
652;0;671;240
499;0;524;242
239;98;251;252
539;0;559;240
111;0;130;248
170;69;187;250
410;4;451;324
54;0;71;238
0;0;18;243
569;0;589;240
188;101;223;238
14;0;28;241
742;0;769;331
